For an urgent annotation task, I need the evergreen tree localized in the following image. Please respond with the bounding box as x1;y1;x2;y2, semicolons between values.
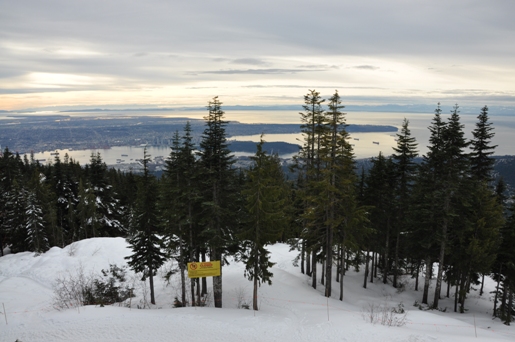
4;180;29;253
161;124;203;307
470;105;497;182
391;118;418;288
24;188;49;254
49;152;78;245
297;89;327;289
197;97;237;308
493;199;515;324
413;103;447;304
432;104;470;308
125;148;166;305
76;179;97;240
0;147;22;254
416;103;470;308
468;105;498;296
87;152;123;237
318;90;356;297
178;122;203;306
161;131;186;304
24;170;51;254
451;182;503;312
240;138;290;310
364;153;396;285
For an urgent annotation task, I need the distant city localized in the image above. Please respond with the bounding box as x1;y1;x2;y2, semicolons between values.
0;114;396;157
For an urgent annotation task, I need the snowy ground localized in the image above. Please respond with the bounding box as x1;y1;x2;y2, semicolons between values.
1;238;514;342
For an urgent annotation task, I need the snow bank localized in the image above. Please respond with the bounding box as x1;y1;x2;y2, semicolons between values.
0;238;513;342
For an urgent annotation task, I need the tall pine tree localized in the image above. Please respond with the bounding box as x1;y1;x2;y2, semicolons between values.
198;97;237;308
125;148;167;305
240;138;290;310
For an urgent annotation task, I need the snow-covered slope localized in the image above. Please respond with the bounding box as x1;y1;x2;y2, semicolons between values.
0;238;513;341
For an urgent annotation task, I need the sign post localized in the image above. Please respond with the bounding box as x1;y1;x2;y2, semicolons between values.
187;261;221;278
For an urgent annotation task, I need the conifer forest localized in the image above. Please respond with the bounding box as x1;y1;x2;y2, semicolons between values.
1;92;514;324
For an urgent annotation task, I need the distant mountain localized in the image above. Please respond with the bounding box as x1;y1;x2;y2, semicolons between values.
7;103;515;115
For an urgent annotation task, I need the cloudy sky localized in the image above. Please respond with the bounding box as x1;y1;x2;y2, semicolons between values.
1;0;515;111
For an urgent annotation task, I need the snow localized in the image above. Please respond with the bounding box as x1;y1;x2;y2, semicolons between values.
1;238;514;342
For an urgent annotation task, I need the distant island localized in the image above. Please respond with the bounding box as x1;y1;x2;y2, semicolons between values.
228;141;300;155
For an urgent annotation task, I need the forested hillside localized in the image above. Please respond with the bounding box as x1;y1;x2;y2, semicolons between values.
1;94;514;324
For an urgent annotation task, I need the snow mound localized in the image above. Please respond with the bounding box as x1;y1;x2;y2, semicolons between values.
0;238;513;342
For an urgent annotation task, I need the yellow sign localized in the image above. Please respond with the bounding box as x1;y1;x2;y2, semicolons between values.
187;261;221;278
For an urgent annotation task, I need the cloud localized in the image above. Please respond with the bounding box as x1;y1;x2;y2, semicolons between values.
186;86;219;89
1;0;515;110
200;68;324;75
241;85;387;90
352;65;380;71
297;64;339;69
231;58;267;66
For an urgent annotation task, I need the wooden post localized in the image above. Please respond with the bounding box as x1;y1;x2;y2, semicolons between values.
2;303;7;325
326;297;330;321
473;314;477;338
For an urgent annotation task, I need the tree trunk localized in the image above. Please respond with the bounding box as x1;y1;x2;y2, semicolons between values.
179;234;186;306
433;218;447;308
311;249;317;289
374;252;378;278
180;258;186;306
459;272;468;313
253;274;258;311
493;264;502;317
336;244;340;283
480;274;485;296
321;258;325;286
253;241;259;311
301;240;305;275
422;256;432;305
149;265;156;305
212;247;222;308
370;251;375;283
454;284;459;313
339;244;345;301
195;249;201;303
363;248;370;289
201;251;207;296
306;250;311;276
414;262;419;291
189;231;195;307
393;229;400;288
188;200;196;307
383;218;390;284
507;289;513;323
500;283;508;319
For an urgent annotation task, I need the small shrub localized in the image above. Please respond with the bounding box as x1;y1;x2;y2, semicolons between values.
53;264;134;310
234;286;251;310
52;264;92;310
396;279;408;293
361;301;408;327
197;291;212;307
173;296;186;308
86;264;134;306
392;302;405;314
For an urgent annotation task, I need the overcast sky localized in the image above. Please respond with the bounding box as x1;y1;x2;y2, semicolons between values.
1;0;515;111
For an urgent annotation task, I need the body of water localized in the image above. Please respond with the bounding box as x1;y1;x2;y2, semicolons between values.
24;110;515;164
232;110;515;158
